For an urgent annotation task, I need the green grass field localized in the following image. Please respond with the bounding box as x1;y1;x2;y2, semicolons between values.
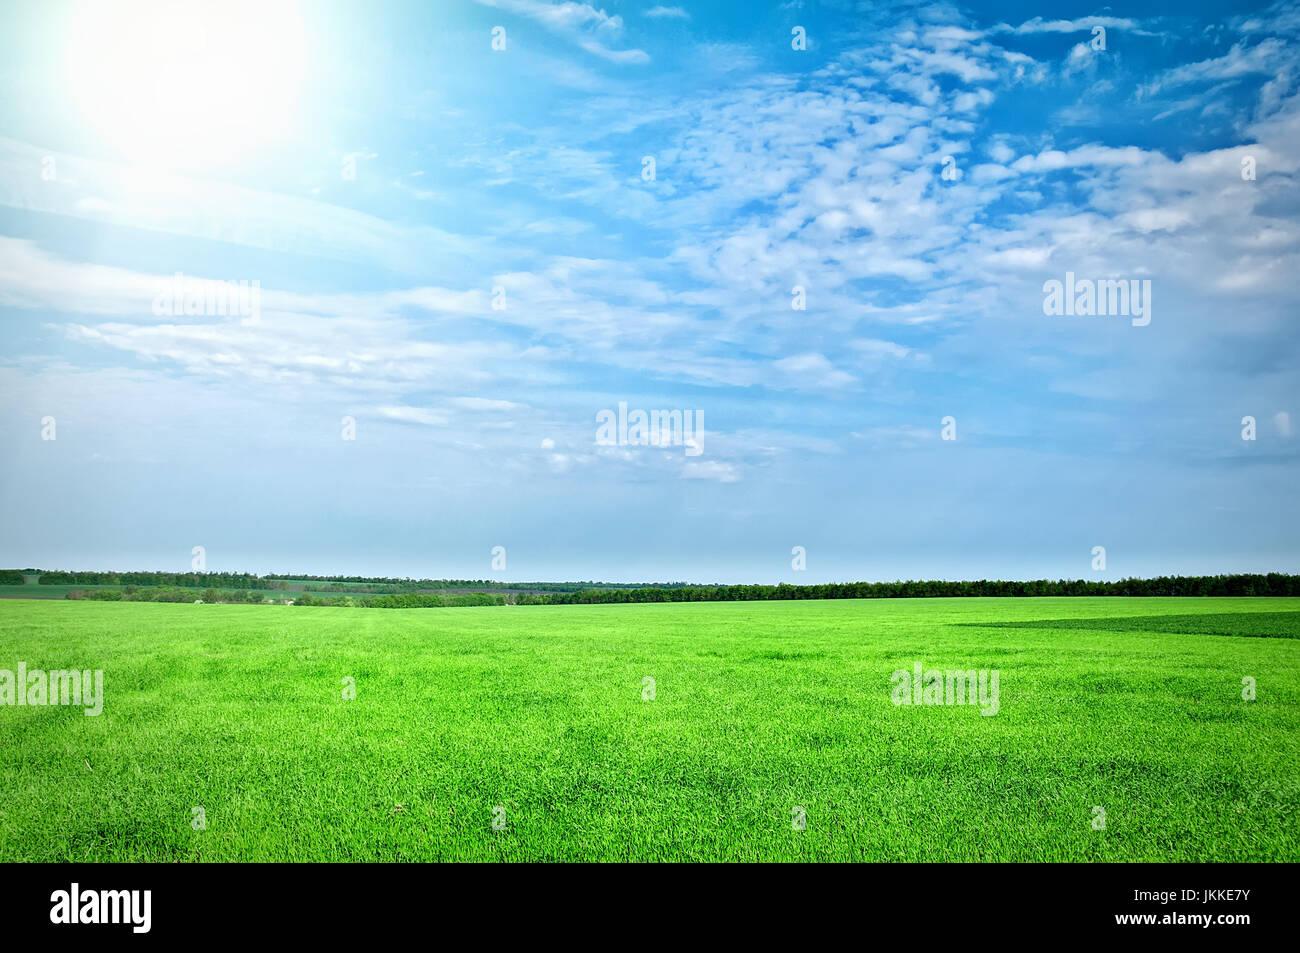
1;597;1296;861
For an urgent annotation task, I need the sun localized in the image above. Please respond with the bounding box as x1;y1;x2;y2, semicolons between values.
66;0;307;172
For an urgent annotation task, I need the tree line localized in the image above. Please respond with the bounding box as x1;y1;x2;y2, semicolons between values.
13;570;663;593
294;592;507;608
267;574;667;593
30;571;281;588
19;571;1300;608
513;574;1300;605
69;586;279;604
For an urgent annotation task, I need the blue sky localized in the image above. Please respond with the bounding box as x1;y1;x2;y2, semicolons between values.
0;0;1297;582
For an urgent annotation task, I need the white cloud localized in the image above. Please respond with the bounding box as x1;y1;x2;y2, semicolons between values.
578;39;650;64
1141;39;1287;96
773;353;856;390
378;406;450;427
990;17;1145;35
0;139;489;277
682;460;739;482
473;0;649;63
451;397;530;412
850;338;913;361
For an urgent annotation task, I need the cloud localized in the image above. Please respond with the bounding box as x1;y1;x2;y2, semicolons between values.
850;338;915;361
577;39;650;64
0;138;487;277
378;406;450;427
773;353;856;390
850;425;936;448
1063;41;1094;77
451;397;530;412
682;460;739;482
645;6;689;19
1141;39;1288;96
990;17;1146;35
474;0;649;63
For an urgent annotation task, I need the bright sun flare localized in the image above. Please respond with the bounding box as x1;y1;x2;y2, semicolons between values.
67;0;306;171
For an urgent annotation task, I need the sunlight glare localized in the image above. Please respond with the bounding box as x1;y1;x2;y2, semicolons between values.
66;0;307;172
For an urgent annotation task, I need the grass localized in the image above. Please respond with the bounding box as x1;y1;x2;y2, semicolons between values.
967;611;1300;638
0;596;1297;862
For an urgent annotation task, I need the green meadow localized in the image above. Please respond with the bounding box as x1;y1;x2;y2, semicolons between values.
0;597;1296;862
